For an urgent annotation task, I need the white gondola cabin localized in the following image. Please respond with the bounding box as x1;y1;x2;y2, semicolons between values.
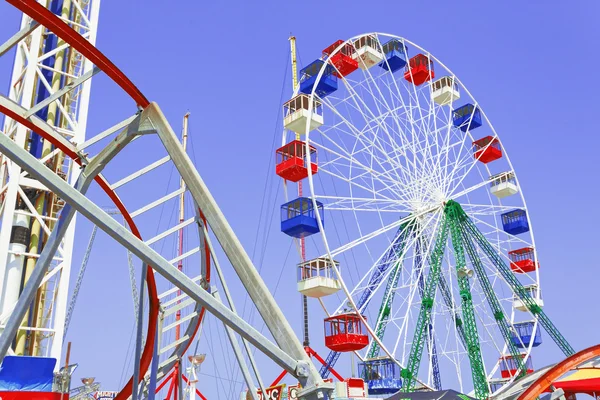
513;284;544;312
489;378;510;394
283;93;323;135
298;257;341;298
431;76;460;105
490;172;518;198
352;35;384;70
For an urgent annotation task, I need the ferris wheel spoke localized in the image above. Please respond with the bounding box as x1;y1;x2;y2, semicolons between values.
320;101;414;192
312;136;412;202
314;195;412;213
327;70;420;188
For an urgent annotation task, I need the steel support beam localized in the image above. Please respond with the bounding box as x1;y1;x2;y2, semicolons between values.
146;103;326;391
0;19;39;57
0;109;147;359
0;130;303;378
214;290;259;400
198;215;267;395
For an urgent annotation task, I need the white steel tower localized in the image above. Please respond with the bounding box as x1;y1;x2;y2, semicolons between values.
0;0;100;362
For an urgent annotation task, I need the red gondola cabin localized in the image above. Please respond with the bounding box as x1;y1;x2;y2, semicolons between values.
404;54;434;85
472;136;502;164
324;313;369;352
276;140;318;182
322;40;359;78
508;247;538;273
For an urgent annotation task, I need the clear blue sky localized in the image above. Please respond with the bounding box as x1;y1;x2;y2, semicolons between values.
1;0;599;398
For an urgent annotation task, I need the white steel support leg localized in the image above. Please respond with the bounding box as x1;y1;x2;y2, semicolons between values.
131;262;147;400
196;214;267;395
213;289;259;400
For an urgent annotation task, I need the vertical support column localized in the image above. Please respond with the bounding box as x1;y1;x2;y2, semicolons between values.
0;16;44;314
50;0;102;362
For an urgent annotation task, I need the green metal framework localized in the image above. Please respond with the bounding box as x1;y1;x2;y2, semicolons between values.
401;212;449;391
446;201;488;399
399;201;574;398
458;210;575;357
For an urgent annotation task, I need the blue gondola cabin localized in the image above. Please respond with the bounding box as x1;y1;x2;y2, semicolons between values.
513;284;544;312
283;93;323;135
299;60;338;98
501;209;529;235
404;54;434;85
322;40;359;77
431;76;460;106
276;140;318;183
379;39;407;73
490;172;518;198
297;257;341;298
508;247;538;273
453;103;482;132
500;354;534;378
358;358;402;395
324;313;369;352
352;35;384;70
281;197;323;238
511;321;542;348
473;136;502;164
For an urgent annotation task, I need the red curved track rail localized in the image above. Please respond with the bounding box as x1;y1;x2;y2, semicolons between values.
518;344;600;400
6;0;149;108
3;0;208;398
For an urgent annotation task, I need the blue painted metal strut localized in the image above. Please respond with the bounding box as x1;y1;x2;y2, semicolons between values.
320;224;407;378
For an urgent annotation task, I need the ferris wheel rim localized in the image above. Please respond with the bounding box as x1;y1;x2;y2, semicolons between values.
281;32;542;392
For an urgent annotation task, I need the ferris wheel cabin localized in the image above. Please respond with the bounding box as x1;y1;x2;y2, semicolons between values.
489;378;511;394
324;313;369;352
299;60;338;98
280;197;324;238
473;136;502;164
490;172;518;198
322;40;359;77
508;247;538;273
358;358;402;395
352;35;384;70
513;284;544;312
453;103;483;132
431;76;460;105
501;209;529;235
404;54;434;85
283;94;323;135
379;39;407;73
297;257;341;298
511;321;543;348
276;140;318;183
499;354;534;378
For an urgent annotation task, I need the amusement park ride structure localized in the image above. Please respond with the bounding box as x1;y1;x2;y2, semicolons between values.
0;1;599;400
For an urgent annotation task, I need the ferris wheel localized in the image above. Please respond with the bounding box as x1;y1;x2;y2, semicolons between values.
276;33;573;399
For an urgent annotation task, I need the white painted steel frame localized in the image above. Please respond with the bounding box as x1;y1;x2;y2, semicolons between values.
0;0;100;362
281;33;543;394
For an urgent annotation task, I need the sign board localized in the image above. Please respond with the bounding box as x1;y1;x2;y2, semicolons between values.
244;384;286;400
94;391;118;400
